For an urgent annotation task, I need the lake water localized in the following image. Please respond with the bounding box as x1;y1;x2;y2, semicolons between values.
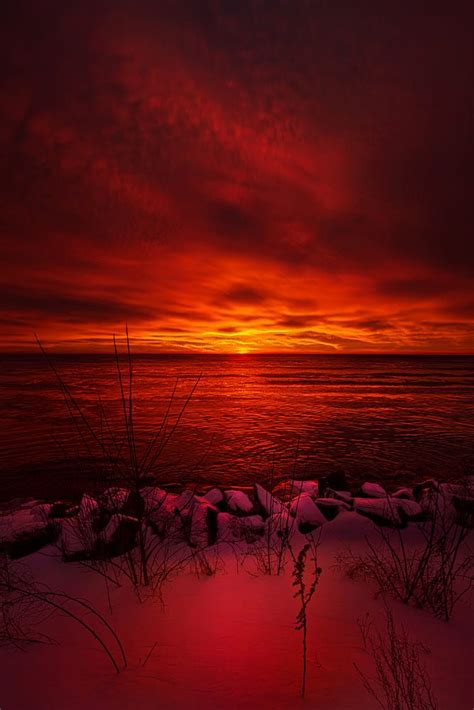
1;354;473;500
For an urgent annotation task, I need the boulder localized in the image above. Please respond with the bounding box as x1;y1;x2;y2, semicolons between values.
360;482;387;498
203;488;225;507
188;499;219;547
0;507;58;559
79;494;100;519
224;490;254;515
452;495;474;527
217;513;264;543
255;484;285;517
392;487;415;500
325;488;353;505
314;497;350;521
98;514;139;556
354;497;402;526
101;487;130;513
395;498;425;522
290;493;327;532
141;486;169;515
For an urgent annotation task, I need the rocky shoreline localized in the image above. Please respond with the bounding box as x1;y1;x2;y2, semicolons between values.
1;472;473;562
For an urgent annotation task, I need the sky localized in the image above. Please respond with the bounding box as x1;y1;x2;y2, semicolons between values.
0;0;473;353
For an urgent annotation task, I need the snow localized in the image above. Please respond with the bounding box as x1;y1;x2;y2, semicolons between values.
360;482;387;498
224;489;254;514
0;512;471;710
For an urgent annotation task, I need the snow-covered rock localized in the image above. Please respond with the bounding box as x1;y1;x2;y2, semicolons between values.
0;507;58;558
394;498;424;521
392;487;415;500
225;490;254;514
314;497;350;520
203;488;225;506
325;488;353;505
290;493;327;531
141;486;169;515
79;494;99;519
174;489;196;515
360;482;387;498
354;497;401;525
217;513;264;543
101;514;139;546
290;480;319;498
101;487;129;512
255;484;285;517
189;500;215;547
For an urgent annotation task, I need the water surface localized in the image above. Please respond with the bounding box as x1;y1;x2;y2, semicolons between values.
1;354;473;499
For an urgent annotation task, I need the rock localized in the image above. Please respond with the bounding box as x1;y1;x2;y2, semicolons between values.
255;484;285;517
146;492;181;536
174;489;196;514
325;488;353;505
224;490;254;514
49;501;79;518
392;487;415;500
452;495;474;527
217;513;264;543
0;503;58;559
314;497;350;520
98;514;139;556
290;480;319;498
354;497;402;526
141;486;169;515
189;499;218;547
290;493;327;532
79;494;99;519
203;488;225;507
0;507;58;559
60;516;96;561
394;498;425;522
101;487;130;513
360;482;387;498
121;489;145;518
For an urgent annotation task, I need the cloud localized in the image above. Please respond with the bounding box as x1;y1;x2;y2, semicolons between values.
0;1;472;352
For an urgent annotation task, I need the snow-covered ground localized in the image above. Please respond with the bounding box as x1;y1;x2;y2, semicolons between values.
1;509;472;710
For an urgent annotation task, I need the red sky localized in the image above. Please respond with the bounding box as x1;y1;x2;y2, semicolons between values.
0;1;473;353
